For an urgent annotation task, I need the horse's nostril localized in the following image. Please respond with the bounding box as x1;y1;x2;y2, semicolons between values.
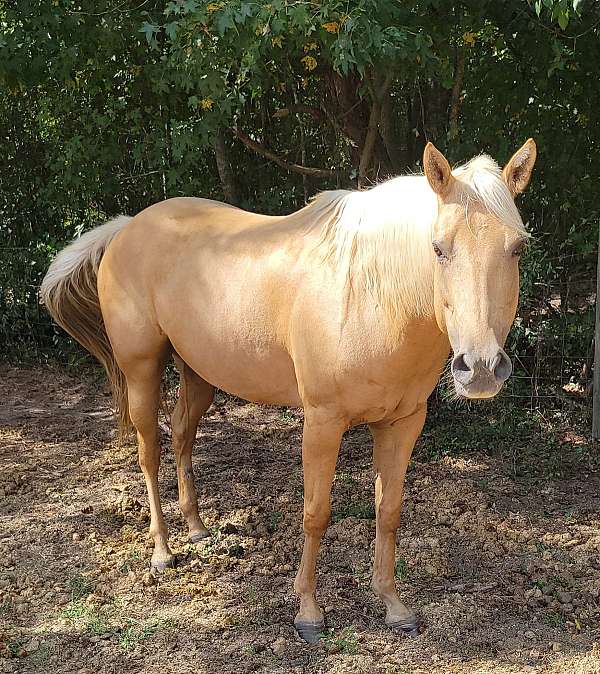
493;350;512;382
451;353;472;383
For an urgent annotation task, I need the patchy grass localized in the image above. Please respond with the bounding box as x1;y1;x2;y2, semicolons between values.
268;510;283;532
322;626;359;654
543;611;565;629
118;548;142;574
419;397;598;480
60;596;170;649
60;600;113;636
395;558;408;580
117;618;169;650
332;502;375;522
67;574;93;601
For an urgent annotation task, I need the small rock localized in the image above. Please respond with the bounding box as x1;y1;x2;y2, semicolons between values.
271;636;288;655
551;641;562;652
142;572;156;587
530;649;541;659
72;533;81;542
524;630;535;639
27;639;40;653
557;591;572;604
221;522;239;534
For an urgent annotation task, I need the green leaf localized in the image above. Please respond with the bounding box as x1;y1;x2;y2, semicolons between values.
165;21;179;41
215;10;235;36
139;21;158;45
557;10;569;30
235;3;253;24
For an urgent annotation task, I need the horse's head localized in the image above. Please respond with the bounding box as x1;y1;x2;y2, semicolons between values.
424;139;536;399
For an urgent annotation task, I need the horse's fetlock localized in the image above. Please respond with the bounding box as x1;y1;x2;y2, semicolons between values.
371;575;394;599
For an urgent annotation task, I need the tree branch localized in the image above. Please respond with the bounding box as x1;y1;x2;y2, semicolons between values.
272;105;325;122
230;128;338;178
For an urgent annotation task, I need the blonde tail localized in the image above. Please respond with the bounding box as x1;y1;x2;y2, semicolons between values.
40;216;133;436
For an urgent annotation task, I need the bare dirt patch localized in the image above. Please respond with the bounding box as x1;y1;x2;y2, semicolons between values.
1;365;600;673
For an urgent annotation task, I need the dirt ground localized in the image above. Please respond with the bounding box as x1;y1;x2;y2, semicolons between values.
1;365;600;674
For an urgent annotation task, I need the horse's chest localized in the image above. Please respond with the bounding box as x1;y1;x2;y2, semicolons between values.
333;337;450;423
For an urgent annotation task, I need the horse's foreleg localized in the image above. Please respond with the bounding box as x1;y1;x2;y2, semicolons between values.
171;355;214;542
294;411;344;643
126;358;174;570
369;404;426;636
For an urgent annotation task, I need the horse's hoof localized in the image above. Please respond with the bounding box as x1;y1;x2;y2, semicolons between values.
189;530;211;543
386;615;421;637
294;619;325;644
151;556;176;571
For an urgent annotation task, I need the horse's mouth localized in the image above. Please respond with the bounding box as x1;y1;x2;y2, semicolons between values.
453;377;503;400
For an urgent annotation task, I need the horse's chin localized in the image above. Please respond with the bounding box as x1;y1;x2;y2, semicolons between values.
453;379;503;400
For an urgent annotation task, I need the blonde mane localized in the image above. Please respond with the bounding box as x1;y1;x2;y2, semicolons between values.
306;154;526;324
453;155;528;235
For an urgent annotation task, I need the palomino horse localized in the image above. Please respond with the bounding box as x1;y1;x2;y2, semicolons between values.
41;140;536;642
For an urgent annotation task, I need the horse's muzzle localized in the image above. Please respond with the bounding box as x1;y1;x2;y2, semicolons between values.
451;349;512;399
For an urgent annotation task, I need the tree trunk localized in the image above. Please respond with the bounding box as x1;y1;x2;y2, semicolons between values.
379;88;400;172
358;71;394;188
214;130;240;205
448;49;466;141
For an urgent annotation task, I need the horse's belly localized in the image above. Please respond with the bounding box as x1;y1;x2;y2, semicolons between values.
168;324;302;407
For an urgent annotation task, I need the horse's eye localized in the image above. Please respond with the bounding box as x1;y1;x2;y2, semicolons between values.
512;240;527;257
432;241;447;261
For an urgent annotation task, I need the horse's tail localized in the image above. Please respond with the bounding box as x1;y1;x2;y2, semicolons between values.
40;215;133;437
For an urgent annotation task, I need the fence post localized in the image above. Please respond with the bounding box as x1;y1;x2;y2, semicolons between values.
593;223;600;439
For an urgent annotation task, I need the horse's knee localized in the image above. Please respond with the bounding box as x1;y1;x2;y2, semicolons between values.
303;505;330;537
377;505;401;532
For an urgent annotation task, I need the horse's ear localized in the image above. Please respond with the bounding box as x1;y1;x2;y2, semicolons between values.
503;138;537;197
423;142;453;197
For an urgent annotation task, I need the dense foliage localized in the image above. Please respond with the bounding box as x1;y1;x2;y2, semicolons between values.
0;0;598;396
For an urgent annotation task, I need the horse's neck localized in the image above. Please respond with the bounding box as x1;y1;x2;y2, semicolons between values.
309;179;437;327
339;228;436;330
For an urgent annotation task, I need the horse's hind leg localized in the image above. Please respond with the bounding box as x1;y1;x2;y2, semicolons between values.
171;354;214;542
124;354;174;570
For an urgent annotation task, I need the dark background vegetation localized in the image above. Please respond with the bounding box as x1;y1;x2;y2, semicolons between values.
0;0;597;459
